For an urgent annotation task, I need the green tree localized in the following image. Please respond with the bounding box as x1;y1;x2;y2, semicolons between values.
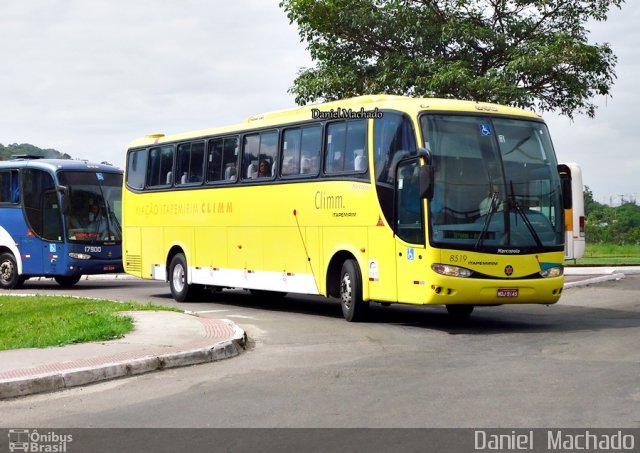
0;143;71;160
281;0;624;118
583;185;604;217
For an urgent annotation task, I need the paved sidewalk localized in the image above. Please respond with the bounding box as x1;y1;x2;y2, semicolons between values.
0;311;246;399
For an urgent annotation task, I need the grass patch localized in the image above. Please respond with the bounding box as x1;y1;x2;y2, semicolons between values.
0;295;181;351
565;243;640;266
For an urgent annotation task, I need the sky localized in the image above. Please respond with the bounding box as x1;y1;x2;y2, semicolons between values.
0;0;637;205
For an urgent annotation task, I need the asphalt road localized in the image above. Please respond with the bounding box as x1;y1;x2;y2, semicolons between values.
1;275;639;428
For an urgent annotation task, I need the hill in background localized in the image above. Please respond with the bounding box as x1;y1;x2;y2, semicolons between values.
0;143;71;160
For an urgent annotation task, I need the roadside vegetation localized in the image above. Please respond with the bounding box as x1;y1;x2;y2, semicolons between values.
0;295;180;351
566;187;640;266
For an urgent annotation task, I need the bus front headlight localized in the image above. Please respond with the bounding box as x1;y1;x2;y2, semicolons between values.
431;263;473;278
539;266;563;278
69;252;92;260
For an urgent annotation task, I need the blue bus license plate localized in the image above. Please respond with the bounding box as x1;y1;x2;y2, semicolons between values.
497;288;518;297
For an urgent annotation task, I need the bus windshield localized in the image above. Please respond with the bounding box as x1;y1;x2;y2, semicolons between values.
58;171;123;243
420;114;564;251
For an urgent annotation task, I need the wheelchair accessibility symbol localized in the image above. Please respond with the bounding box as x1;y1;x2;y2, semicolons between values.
479;124;492;136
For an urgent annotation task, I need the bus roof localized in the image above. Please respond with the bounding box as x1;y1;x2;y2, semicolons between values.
0;158;122;174
127;94;544;149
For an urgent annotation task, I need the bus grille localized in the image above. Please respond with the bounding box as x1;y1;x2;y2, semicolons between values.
125;254;142;273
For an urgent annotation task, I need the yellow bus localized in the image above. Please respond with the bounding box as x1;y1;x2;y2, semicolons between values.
123;95;573;321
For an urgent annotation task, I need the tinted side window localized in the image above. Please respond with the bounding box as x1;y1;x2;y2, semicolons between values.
243;131;278;180
22;169;62;241
325;120;366;174
282;125;321;177
176;141;205;185
207;136;239;182
0;171;18;204
126;149;148;189
373;112;417;185
147;146;174;187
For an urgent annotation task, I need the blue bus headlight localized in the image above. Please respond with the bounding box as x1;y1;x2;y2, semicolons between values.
69;252;92;260
431;263;472;278
539;266;563;278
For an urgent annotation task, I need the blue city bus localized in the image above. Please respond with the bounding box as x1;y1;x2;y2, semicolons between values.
0;156;123;289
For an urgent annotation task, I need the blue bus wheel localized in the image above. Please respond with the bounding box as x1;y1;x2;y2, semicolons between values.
0;252;24;290
54;275;82;287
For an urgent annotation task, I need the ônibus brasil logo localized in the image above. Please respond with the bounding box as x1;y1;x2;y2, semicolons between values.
8;429;73;452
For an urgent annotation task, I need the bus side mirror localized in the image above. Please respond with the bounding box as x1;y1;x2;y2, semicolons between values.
557;164;573;210
58;186;70;214
417;148;434;199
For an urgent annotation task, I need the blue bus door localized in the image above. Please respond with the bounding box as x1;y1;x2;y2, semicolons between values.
41;190;64;276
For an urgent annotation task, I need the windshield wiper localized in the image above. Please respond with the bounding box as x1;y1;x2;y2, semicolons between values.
475;190;500;250
508;180;542;248
105;198;122;239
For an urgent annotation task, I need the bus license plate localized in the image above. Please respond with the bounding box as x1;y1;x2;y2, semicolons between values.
497;288;518;298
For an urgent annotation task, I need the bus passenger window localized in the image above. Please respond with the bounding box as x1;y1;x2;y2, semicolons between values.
176;141;205;185
282;129;301;176
207;136;239;183
126;149;148;189
300;126;321;176
0;172;10;203
325;120;366;174
147;146;174;187
243;132;277;180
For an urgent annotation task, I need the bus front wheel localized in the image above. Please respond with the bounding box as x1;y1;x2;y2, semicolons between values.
55;275;82;287
340;259;368;322
446;304;474;319
0;252;25;289
169;253;195;302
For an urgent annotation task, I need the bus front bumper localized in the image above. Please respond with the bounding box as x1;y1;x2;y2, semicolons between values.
424;275;565;306
63;259;124;275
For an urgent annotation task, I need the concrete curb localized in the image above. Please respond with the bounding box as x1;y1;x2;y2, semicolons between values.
564;266;640;276
563;272;626;289
0;326;246;400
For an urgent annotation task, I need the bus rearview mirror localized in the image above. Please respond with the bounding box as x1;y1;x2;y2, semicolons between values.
57;186;70;214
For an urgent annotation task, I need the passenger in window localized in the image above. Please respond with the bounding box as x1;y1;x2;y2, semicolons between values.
258;159;271;178
88;204;108;239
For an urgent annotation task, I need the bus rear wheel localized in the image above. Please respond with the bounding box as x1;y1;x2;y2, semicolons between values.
446;304;474;319
340;259;368;322
169;253;195;302
0;252;24;289
54;275;82;287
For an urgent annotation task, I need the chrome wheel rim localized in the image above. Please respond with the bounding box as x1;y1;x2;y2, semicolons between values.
341;272;352;310
172;263;185;293
0;260;14;283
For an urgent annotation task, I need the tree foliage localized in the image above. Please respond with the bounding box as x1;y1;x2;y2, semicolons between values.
280;0;624;118
583;186;640;245
0;143;71;161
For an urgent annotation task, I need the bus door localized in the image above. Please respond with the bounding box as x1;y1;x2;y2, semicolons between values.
21;169;64;276
41;189;64;275
395;159;428;304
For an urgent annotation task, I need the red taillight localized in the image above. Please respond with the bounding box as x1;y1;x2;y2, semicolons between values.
579;216;585;237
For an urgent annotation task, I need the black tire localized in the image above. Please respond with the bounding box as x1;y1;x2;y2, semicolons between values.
249;289;287;299
0;252;24;289
54;275;82;287
340;259;368;322
169;253;195;302
446;304;474;319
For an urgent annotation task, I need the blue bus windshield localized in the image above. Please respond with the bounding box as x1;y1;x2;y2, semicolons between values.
57;171;123;243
